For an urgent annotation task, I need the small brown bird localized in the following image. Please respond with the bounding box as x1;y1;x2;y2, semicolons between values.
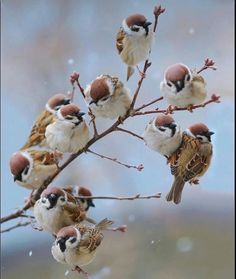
21;94;71;150
116;14;154;80
166;123;214;204
160;63;207;107
45;104;89;153
9;150;59;190
85;74;131;119
51;218;113;276
34;187;90;234
63;186;95;212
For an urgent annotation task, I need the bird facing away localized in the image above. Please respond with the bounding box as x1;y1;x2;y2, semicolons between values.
166;123;214;204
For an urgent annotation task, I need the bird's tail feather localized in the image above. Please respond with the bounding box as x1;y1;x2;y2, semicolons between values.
96;218;114;230
166;177;185;204
127;66;135;81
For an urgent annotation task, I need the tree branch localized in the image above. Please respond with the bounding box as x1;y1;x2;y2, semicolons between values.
115;127;143;140
87;149;144;171
133;94;221;116
1;221;31;233
75;192;161;201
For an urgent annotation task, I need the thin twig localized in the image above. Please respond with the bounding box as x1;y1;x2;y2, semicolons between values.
115;127;143;140
133;94;221;116
75;192;161;200
197;58;217;74
76;78;99;137
1;221;31;233
87;149;144;171
134;96;164;112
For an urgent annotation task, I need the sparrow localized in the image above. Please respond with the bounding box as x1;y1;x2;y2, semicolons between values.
63;186;95;212
21;94;71;150
9;150;59;190
142;114;182;157
160;63;207;108
45;104;90;153
85;74;132;119
34;187;89;235
166;123;214;204
51;218;113;275
116;14;154;80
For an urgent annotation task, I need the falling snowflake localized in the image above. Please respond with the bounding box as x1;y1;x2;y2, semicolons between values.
29;250;33;257
128;214;136;222
68;58;74;65
64;270;70;276
188;27;195;35
151;240;155;244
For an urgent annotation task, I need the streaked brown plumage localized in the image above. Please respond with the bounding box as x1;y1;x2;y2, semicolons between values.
21;94;71;150
166;123;213;204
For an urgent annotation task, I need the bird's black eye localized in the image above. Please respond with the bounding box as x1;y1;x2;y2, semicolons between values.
167;81;172;87
101;96;109;102
70;237;76;244
65;116;73;120
60;197;65;202
158;127;166;132
131;26;140;32
80;198;85;203
23;166;29;175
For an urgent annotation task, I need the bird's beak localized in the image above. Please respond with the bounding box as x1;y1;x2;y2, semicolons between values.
144;21;152;27
89;200;95;207
77;112;86;117
209;131;214;136
14;173;21;182
63;99;71;105
169;123;177;129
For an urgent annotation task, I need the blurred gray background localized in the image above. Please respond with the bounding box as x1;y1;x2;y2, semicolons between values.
1;0;234;278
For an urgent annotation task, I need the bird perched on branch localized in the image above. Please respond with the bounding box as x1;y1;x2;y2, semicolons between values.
85;74;131;119
45;104;89;153
160;63;207;108
34;187;95;235
142;114;182;157
51;218;113;276
116;14;154;80
166;123;214;204
63;186;95;212
21;94;71;150
9;150;59;190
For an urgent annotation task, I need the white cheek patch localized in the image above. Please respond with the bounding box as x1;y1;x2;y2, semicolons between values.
122;19;131;34
20;151;34;179
40;197;51;208
57;109;65;121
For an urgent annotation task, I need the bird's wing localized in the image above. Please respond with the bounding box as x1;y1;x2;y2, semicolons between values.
64;200;86;223
116;28;126;54
168;134;202;181
29;150;58;166
78;227;104;253
21;110;55;149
